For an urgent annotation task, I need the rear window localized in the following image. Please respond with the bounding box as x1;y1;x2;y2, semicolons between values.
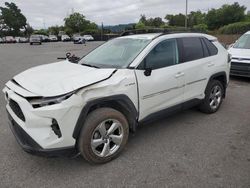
203;38;218;56
201;38;210;57
181;37;204;62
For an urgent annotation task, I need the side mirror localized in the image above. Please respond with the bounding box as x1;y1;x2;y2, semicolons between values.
142;57;152;76
144;68;152;76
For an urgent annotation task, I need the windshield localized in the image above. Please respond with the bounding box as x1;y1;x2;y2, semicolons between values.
79;38;151;68
234;34;250;49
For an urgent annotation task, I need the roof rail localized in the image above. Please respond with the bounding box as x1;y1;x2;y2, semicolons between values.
120;28;205;36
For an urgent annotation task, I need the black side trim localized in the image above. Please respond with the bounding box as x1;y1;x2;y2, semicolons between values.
7;111;77;157
139;99;202;124
73;95;138;139
208;71;228;97
209;72;227;86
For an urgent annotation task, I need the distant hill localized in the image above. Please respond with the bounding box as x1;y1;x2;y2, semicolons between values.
100;23;135;33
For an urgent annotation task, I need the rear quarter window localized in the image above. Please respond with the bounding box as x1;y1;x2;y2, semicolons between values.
203;38;218;56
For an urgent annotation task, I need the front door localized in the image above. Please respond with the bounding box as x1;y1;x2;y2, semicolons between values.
135;39;185;120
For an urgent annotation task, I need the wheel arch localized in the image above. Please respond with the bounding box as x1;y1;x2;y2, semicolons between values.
72;94;138;139
208;71;228;97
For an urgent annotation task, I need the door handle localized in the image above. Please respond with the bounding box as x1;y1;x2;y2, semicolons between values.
208;62;215;67
175;72;185;78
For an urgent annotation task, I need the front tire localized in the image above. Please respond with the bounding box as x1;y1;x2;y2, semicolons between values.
199;80;224;114
78;108;129;164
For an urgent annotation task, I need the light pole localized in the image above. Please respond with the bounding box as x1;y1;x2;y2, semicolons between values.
185;0;188;29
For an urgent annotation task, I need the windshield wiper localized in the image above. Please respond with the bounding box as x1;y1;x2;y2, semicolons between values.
81;63;100;68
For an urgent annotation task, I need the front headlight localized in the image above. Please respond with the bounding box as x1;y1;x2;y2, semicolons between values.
29;92;74;108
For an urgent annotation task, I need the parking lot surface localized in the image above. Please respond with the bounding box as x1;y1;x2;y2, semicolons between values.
0;42;249;188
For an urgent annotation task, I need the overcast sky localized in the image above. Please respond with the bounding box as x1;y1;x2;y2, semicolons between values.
0;0;249;28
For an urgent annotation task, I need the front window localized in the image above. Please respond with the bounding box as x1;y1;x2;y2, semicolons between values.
138;39;179;70
79;38;151;68
234;34;250;49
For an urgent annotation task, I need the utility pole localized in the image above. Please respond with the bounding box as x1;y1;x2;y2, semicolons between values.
43;19;46;30
185;0;188;29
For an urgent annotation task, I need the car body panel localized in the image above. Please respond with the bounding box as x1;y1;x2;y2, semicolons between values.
13;61;116;97
3;69;138;149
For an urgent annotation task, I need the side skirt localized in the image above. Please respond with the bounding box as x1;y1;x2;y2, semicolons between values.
138;99;202;125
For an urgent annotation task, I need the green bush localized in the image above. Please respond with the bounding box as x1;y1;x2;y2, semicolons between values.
193;24;208;32
219;22;250;34
80;29;100;35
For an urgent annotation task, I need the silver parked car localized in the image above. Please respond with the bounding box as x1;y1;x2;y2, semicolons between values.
30;35;42;45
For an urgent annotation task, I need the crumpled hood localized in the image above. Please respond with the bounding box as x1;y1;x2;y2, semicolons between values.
12;61;116;97
228;47;250;58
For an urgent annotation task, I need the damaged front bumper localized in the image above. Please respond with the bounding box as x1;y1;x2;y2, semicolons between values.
3;86;84;157
7;111;77;157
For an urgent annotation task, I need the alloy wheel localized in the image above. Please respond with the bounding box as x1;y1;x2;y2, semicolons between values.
209;85;222;110
91;119;124;157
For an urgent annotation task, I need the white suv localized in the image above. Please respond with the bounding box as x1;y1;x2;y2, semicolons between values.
3;33;230;164
228;31;250;77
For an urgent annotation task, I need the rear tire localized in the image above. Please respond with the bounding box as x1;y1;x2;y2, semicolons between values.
199;80;224;114
78;108;129;164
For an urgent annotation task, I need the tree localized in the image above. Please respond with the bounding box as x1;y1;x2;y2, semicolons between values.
206;2;246;30
25;24;33;36
48;25;64;35
33;29;48;36
135;21;145;29
0;2;27;36
64;12;98;34
147;17;165;27
188;11;206;27
0;16;6;32
165;14;185;27
137;15;165;28
139;14;147;25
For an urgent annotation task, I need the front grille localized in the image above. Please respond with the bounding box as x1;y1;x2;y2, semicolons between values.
9;99;25;121
230;62;250;77
231;62;250;68
232;57;250;61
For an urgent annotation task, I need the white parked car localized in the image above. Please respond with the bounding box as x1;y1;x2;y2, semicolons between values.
83;35;94;41
228;31;250;77
49;35;58;42
3;33;230;164
61;34;71;42
72;34;82;42
0;37;3;43
18;37;29;43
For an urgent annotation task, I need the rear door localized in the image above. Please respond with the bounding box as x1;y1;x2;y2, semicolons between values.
177;37;212;102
